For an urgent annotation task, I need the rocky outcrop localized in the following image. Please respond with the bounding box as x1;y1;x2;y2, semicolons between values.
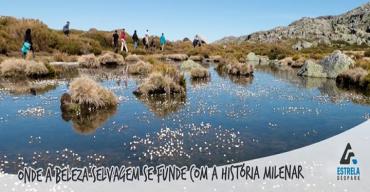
297;60;327;78
298;50;355;78
292;41;315;51
215;2;370;46
320;50;355;78
245;52;271;66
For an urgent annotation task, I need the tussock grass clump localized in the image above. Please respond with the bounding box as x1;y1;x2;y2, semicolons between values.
0;59;26;77
133;72;185;96
98;52;125;66
227;63;254;76
25;61;49;76
189;55;204;61
0;58;51;77
125;54;141;64
166;54;189;61
53;52;78;62
337;68;369;89
190;67;210;79
180;60;202;71
143;56;181;78
68;77;118;109
78;54;100;68
217;55;254;76
127;61;153;75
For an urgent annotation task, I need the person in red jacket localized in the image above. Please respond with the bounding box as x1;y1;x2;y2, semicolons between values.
120;28;128;53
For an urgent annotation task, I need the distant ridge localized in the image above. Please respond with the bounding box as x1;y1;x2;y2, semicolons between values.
215;2;370;45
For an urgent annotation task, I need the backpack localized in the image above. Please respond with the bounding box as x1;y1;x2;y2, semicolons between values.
21;42;31;54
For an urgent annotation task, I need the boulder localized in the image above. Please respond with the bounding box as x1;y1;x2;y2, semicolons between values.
298;51;355;79
292;41;314;51
319;50;355;78
259;56;270;66
297;60;327;78
246;52;260;66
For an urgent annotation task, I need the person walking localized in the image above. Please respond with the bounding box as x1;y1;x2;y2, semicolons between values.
193;35;201;48
22;28;34;58
132;30;139;49
112;30;119;52
120;29;128;53
143;30;150;50
63;21;70;37
160;33;166;51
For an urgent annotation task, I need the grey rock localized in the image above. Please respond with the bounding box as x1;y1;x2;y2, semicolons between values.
319;50;355;78
297;60;327;78
246;52;260;66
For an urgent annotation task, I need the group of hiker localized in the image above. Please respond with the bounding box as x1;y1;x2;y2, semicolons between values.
112;29;167;53
21;21;205;57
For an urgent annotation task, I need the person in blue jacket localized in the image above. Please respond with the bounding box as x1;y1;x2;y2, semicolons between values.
160;33;166;51
22;29;34;58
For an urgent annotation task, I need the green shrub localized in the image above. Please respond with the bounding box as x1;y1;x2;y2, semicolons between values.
59;40;84;55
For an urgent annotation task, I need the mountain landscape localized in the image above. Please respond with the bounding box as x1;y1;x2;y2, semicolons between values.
215;2;370;46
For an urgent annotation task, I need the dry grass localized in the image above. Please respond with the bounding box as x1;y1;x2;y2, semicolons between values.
127;61;153;75
190;67;210;79
189;55;204;61
53;52;78;62
217;55;254;76
337;68;369;88
356;59;370;70
142;56;181;78
78;54;100;68
180;60;202;71
98;52;125;66
133;72;185;96
166;54;189;61
0;58;50;77
25;61;49;76
125;54;141;64
0;58;26;77
227;63;254;76
69;76;118;109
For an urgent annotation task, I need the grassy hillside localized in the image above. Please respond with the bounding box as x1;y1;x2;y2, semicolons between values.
0;16;126;55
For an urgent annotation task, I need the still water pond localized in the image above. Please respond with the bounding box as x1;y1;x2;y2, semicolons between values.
0;65;369;173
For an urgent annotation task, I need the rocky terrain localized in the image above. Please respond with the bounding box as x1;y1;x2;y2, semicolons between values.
215;2;370;47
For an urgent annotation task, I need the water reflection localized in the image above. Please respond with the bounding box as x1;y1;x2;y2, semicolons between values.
191;78;210;87
0;79;58;95
215;68;254;86
136;95;186;118
258;67;370;105
62;106;117;135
